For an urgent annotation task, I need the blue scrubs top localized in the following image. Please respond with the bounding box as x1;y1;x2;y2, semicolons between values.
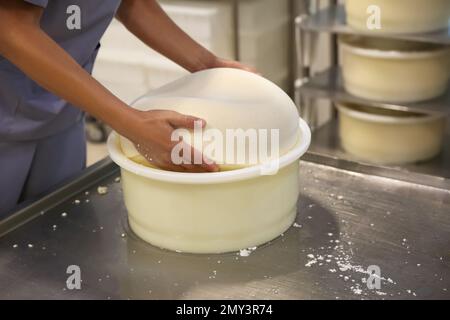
0;0;122;141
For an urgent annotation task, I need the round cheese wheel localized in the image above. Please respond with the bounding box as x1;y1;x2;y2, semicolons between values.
120;68;299;169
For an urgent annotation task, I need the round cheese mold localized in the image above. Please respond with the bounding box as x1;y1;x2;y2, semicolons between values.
339;35;450;103
337;102;446;165
108;68;311;253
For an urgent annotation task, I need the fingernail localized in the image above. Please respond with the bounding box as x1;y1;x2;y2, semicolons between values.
196;119;206;127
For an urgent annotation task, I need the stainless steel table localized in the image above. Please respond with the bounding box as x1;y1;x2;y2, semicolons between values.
1;158;449;299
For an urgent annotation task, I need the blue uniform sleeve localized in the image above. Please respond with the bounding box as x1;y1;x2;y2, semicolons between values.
23;0;49;8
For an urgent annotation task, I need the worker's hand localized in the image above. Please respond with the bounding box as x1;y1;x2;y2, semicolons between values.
208;57;259;74
127;110;219;173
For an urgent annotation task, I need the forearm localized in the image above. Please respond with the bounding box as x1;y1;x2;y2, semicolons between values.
116;0;217;72
0;11;137;139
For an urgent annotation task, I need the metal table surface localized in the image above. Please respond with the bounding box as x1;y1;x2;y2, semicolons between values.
1;158;449;300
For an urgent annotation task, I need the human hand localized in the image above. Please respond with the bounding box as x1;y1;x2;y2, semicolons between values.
125;109;219;173
208;56;259;74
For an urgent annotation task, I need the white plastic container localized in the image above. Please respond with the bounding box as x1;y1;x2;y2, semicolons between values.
100;1;234;59
108;122;310;254
339;35;450;103
337;102;446;165
238;0;289;32
94;0;235;96
345;0;450;34
107;68;311;253
239;18;290;78
95;0;291;96
237;0;290;81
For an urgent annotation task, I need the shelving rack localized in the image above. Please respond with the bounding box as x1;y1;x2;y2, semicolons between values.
294;0;450;188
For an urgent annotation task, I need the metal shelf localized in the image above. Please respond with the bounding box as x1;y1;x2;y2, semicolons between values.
297;67;450;116
299;5;450;45
295;1;450;185
307;118;450;190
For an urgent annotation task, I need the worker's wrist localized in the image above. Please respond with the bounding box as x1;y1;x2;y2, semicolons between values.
189;50;218;73
105;105;141;140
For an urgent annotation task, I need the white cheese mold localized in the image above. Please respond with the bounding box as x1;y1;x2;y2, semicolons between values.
108;68;311;253
340;35;450;103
